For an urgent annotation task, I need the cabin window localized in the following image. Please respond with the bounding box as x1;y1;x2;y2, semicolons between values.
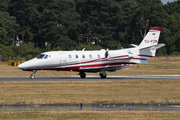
69;55;72;59
49;55;51;57
97;54;100;58
44;55;48;59
89;54;92;58
82;54;85;58
75;54;78;58
37;54;45;59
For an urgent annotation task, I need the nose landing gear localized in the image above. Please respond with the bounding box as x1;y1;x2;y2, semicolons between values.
30;70;37;79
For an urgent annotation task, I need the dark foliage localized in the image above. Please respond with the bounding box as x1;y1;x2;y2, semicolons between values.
0;0;180;61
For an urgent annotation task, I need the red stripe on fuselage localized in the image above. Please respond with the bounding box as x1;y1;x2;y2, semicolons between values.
52;62;135;71
21;55;133;72
67;55;129;66
111;55;129;59
138;54;153;58
132;58;147;61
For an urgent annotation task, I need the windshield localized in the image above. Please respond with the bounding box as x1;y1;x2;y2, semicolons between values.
44;55;48;59
37;54;45;59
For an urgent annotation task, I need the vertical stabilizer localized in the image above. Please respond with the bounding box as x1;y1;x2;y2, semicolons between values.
138;27;162;57
139;27;161;49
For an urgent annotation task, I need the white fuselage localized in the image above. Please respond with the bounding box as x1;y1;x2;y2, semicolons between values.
17;27;165;78
18;48;151;72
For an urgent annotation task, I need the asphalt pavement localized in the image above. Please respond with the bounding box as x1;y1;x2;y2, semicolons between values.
1;103;180;111
0;75;180;82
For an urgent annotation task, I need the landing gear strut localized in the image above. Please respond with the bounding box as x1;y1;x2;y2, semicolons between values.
30;70;37;79
79;72;86;78
99;71;107;78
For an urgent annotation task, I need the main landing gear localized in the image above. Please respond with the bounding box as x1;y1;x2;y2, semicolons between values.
30;70;37;79
79;71;107;79
99;71;107;78
79;72;86;78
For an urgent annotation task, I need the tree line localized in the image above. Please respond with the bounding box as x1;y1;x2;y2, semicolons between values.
0;0;180;61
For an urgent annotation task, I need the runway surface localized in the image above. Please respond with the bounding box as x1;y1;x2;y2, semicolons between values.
0;75;180;82
1;103;180;111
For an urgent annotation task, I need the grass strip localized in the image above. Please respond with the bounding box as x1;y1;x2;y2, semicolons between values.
0;111;180;120
0;80;180;104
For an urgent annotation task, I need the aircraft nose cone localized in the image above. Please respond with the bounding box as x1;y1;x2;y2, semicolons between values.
18;64;24;69
18;62;29;69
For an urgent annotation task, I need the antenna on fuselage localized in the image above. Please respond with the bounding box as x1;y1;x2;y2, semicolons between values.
82;48;85;51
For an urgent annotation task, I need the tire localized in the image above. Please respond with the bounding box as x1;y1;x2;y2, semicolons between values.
30;75;35;79
100;74;106;78
80;73;86;78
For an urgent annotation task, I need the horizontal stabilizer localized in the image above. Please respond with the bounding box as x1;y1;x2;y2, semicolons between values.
130;44;138;47
154;43;166;49
140;43;165;50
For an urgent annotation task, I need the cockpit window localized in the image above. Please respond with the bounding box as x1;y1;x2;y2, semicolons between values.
44;55;48;59
37;54;45;59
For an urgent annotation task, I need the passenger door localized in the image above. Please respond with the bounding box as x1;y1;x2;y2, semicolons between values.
60;54;67;67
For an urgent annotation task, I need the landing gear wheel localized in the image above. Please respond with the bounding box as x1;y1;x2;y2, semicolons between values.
80;72;86;78
30;70;37;79
99;71;107;79
30;75;35;79
100;74;106;78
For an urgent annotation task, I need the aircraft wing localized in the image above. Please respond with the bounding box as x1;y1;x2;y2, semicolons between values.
79;64;132;72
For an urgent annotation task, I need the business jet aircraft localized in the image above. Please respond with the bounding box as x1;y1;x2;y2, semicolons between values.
18;27;165;79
